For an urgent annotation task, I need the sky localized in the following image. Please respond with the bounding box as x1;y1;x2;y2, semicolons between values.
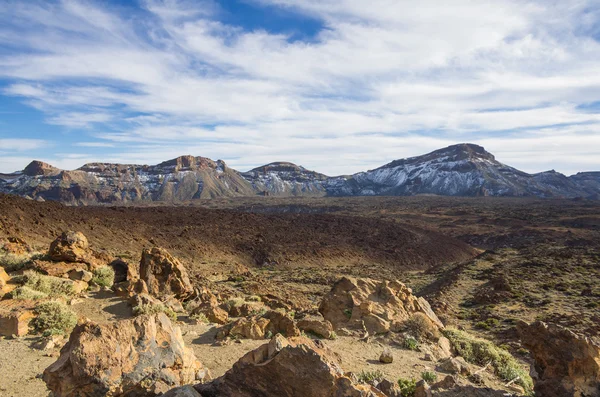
1;0;600;176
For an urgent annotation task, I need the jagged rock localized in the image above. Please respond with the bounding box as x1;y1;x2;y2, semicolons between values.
109;258;138;283
380;347;394;363
43;313;204;397
163;385;202;397
437;336;452;358
68;269;93;282
414;380;432;397
432;375;458;390
190;293;229;325
0;299;36;337
0;266;10;288
48;231;90;263
195;335;383;397
377;379;402;397
517;321;600;397
219;310;300;340
33;334;65;351
227;301;264;317
139;248;194;300
2;237;32;255
438;357;471;375
129;292;162;307
319;277;443;335
297;317;334;338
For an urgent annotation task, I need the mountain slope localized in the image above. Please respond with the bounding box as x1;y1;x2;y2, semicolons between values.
325;144;589;198
1;144;599;203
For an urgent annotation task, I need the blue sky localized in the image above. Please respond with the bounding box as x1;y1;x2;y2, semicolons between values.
1;0;600;176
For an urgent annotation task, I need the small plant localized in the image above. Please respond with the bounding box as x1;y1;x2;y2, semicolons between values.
32;301;77;336
287;310;296;319
10;286;48;300
475;318;500;330
403;336;419;351
22;271;75;297
91;266;115;288
190;312;209;324
357;370;384;385
329;331;338;340
247;295;262;302
133;303;178;322
397;378;416;397
265;330;273;339
421;371;437;383
224;298;245;312
343;308;353;319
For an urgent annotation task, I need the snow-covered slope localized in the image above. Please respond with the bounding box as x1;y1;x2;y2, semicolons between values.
1;144;599;204
325;144;590;198
242;162;328;196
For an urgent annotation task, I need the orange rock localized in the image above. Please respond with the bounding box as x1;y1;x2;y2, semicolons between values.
139;247;194;300
0;299;36;336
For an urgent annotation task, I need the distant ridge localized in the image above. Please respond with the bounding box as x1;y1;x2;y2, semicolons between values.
1;144;599;204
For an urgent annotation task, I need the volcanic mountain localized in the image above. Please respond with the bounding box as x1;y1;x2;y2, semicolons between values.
1;143;599;204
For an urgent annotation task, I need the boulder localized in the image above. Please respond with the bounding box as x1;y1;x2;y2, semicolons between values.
319;277;444;335
48;231;91;263
379;347;394;363
189;293;229;325
43;313;205;397
438;357;471;376
139;248;194;300
220;310;300;340
297;316;334;339
68;269;93;283
377;379;402;397
163;385;202;397
195;335;384;397
2;237;32;255
517;321;600;397
0;266;10;288
414;380;432;397
109;258;138;283
0;299;36;336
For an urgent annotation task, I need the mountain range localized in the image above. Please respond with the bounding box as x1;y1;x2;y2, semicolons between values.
1;143;599;204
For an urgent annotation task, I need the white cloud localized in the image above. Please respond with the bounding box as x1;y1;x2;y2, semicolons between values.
0;0;599;175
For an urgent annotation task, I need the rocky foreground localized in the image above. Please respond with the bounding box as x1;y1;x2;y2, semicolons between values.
1;232;599;396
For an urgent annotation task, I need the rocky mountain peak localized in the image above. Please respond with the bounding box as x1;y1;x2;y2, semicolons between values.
23;161;60;177
156;155;219;172
249;162;307;174
430;143;495;162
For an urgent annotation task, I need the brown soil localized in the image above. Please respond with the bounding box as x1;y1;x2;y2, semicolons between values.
0;194;477;277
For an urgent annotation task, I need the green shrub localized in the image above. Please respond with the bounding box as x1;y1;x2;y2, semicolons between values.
343;308;353;319
403;336;419;351
421;371;437;383
0;251;44;272
443;328;533;393
397;378;417;397
10;286;48;300
91;266;115;288
329;331;338;340
190;312;209;324
247;295;262;302
32;301;77;336
22;271;75;297
133;303;177;322
475;318;500;330
357;370;384;385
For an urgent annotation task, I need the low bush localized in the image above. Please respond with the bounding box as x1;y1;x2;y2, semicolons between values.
0;251;44;272
91;266;115;288
32;301;77;336
133;303;178;322
403;336;419;351
190;312;209;324
404;312;440;341
357;370;384;385
397;378;416;397
10;286;48;300
443;328;533;394
22;271;75;298
421;371;437;383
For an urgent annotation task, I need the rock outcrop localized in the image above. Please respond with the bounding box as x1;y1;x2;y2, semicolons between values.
43;313;206;397
139;248;194;300
196;334;383;397
0;299;36;336
319;277;444;335
218;310;300;340
48;231;91;263
518;321;600;397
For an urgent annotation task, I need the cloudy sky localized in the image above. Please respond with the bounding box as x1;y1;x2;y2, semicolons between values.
1;0;600;176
